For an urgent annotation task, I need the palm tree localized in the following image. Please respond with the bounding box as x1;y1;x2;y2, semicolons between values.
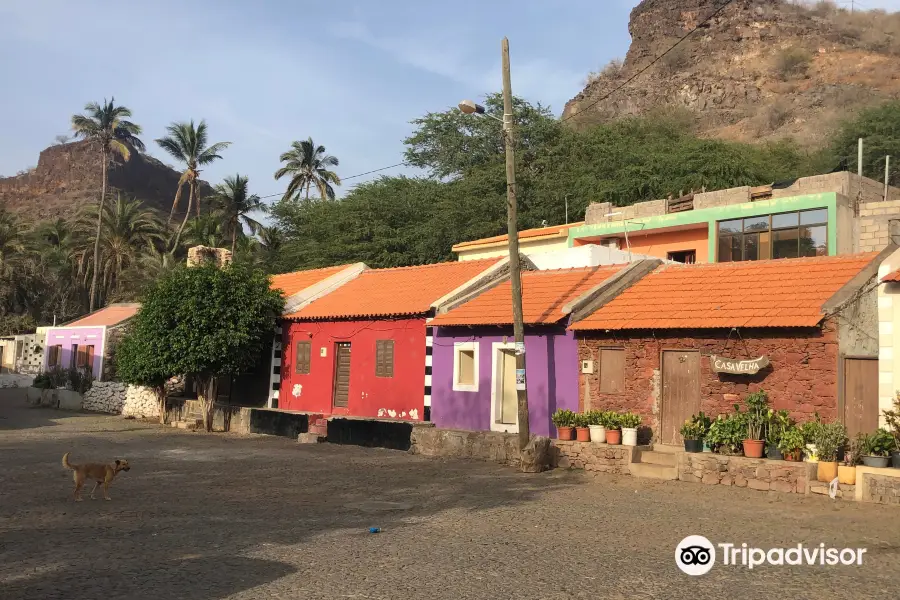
0;210;26;280
274;138;341;202
71;98;144;311
155;120;230;250
258;225;284;255
211;174;263;253
183;213;228;249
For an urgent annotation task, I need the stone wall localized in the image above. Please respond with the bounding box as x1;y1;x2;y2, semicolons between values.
83;380;180;417
577;322;839;438
187;246;232;268
410;426;522;467
861;472;900;505
678;453;814;494
122;386;161;418
857;201;900;253
82;381;127;413
551;440;637;474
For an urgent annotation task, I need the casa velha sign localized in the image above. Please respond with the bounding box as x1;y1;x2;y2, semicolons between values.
710;355;770;375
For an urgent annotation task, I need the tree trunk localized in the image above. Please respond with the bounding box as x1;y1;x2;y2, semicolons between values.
305;181;310;202
156;385;168;425
172;181;195;251
89;149;107;312
231;224;237;255
194;179;202;217
198;375;218;432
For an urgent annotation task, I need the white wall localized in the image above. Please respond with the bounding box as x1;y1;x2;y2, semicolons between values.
527;244;663;270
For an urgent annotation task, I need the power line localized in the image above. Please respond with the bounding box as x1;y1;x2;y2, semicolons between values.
257;162;408;201
561;0;738;123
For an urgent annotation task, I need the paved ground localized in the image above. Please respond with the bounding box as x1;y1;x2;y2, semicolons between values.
2;390;900;600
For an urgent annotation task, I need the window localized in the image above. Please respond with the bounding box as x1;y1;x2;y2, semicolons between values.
70;344;79;369
598;348;625;394
667;250;696;264
48;345;61;367
375;340;394;378
453;342;479;392
85;345;95;371
717;209;828;262
15;341;24;359
295;341;311;374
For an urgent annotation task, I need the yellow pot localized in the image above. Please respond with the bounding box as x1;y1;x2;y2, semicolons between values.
838;465;856;486
817;461;838;483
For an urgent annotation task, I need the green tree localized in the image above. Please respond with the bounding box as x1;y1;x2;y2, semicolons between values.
155;120;231;249
115;318;175;424
183;213;228;249
211;174;262;253
116;263;283;430
70;98;144;311
274;138;341;202
826;100;900;180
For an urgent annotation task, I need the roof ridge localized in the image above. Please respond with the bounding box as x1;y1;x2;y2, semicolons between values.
359;258;499;273
272;264;354;277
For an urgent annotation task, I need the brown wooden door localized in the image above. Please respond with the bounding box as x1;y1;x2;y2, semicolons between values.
843;358;878;439
661;350;701;445
332;343;351;409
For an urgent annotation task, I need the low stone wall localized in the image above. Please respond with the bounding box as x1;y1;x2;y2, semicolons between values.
678;453;814;494
165;398;251;434
551;441;637;474
82;382;127;413
858;467;900;505
122;386;160;419
410;427;520;466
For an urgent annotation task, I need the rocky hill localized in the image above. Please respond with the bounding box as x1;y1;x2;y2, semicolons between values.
0;140;211;221
562;0;900;147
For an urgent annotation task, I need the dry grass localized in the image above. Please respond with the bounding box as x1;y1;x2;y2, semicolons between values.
774;47;813;81
584;58;624;87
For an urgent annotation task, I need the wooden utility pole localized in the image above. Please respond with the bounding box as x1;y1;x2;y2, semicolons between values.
885;155;891;201
501;37;530;450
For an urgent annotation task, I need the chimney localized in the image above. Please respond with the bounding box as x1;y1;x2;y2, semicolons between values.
187;245;233;268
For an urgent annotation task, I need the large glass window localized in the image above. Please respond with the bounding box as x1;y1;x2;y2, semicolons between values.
717;209;828;262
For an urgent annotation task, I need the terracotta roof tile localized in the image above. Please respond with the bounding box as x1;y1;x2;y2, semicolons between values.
66;303;141;327
286;259;500;320
431;265;628;326
452;222;583;251
882;268;900;283
270;265;353;297
571;253;879;331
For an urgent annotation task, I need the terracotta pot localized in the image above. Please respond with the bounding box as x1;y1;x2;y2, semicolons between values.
576;427;591;442
838;465;856;485
817;461;838;483
743;439;765;459
606;429;622;445
784;450;801;462
557;426;574;441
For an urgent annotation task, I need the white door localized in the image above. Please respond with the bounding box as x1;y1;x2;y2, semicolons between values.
499;350;517;425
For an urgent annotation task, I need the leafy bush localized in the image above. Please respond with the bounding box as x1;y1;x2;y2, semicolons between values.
813;421;847;462
800;414;823;445
680;412;712;440
551;409;576;428
766;409;793;446
32;372;54;390
858;429;897;457
619;412;642;429
661;44;690;73
66;367;94;394
603;411;621;430
707;413;747;455
585;410;605;426
573;413;589;428
778;425;805;455
882;391;900;447
774;47;812;80
743;391;769;441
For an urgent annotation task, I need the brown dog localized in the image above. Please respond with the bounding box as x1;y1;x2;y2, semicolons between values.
62;453;130;501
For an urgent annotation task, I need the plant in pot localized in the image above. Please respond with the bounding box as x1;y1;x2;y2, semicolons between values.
766;409;792;460
574;413;591;442
551;409;576;441
680;419;704;453
586;410;606;444
881;392;900;468
619;412;641;446
706;411;746;455
742;392;768;459
812;421;847;483
800;413;822;462
859;429;896;468
839;442;860;485
604;412;622;445
777;425;805;461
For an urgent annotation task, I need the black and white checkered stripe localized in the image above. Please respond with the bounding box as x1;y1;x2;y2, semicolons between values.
268;323;283;408
424;322;433;421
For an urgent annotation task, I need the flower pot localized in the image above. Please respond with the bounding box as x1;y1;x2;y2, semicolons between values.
622;427;638;446
891;451;900;469
804;444;818;463
702;440;712;453
838;465;856;485
684;439;703;453
817;461;838;483
606;429;622;445
557;426;574;441
862;456;890;468
767;444;784;460
743;439;765;459
784;450;801;462
588;425;606;444
576;426;591;442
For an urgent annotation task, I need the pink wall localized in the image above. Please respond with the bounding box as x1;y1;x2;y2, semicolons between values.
43;326;106;379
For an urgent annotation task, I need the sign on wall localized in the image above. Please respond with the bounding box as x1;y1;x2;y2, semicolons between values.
710;355;770;375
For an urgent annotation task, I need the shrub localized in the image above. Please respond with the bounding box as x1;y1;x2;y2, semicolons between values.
551;409;576;428
813;421;847;462
774;47;812;80
778;425;805;455
32;372;53;390
585;410;605;426
619;412;641;429
584;58;624;86
603;411;621;430
681;412;712;440
857;429;896;457
661;44;690;73
706;413;747;455
66;367;94;394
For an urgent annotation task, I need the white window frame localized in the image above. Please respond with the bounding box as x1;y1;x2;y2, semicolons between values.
452;341;479;392
490;342;519;434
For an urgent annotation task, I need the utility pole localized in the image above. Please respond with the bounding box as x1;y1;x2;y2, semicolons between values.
886;156;891;200
501;37;530;450
858;138;864;177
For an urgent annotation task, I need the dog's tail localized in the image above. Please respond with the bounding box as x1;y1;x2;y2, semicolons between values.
62;452;76;470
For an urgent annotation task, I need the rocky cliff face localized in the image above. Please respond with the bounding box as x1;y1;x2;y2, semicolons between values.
0;140;212;220
562;0;900;146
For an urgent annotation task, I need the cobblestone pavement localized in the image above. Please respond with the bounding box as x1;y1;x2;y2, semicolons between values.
2;390;900;600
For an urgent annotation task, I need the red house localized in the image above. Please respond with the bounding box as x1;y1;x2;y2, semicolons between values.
279;259;500;421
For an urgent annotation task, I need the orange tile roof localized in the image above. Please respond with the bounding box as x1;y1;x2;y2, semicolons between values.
882;268;900;283
431;265;628;326
452;222;584;251
286;259;501;320
66;303;141;327
270;265;353;297
571;253;879;331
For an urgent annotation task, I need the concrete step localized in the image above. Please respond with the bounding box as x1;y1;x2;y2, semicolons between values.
172;419;203;431
629;462;678;481
638;451;677;467
650;443;683;454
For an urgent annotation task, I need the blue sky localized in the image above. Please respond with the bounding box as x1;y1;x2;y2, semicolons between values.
3;0;900;210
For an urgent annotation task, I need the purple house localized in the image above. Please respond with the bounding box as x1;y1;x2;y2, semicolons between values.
429;264;646;437
43;303;140;380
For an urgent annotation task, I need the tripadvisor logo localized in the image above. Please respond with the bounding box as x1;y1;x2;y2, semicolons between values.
675;536;867;575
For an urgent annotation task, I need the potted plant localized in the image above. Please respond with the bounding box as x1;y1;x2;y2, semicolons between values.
620;412;641;446
551;409;576;441
706;412;746;456
859;429;896;468
800;414;822;462
586;410;606;444
882;392;900;468
813;421;847;482
839;444;859;485
742;392;768;459
680;419;704;453
766;409;792;460
778;425;805;461
574;413;591;442
604;412;622;445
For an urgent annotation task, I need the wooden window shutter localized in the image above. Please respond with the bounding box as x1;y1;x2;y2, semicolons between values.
376;340;394;377
71;344;80;369
86;345;95;371
295;341;311;374
48;345;59;367
599;348;625;394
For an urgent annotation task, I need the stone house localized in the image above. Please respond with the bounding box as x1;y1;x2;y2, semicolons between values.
569;251;887;445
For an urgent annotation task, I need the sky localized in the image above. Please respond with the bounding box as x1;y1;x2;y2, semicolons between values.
3;0;900;214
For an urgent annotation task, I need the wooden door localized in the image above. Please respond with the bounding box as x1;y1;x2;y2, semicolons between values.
843;358;878;439
332;343;351;409
499;350;517;424
660;350;701;445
